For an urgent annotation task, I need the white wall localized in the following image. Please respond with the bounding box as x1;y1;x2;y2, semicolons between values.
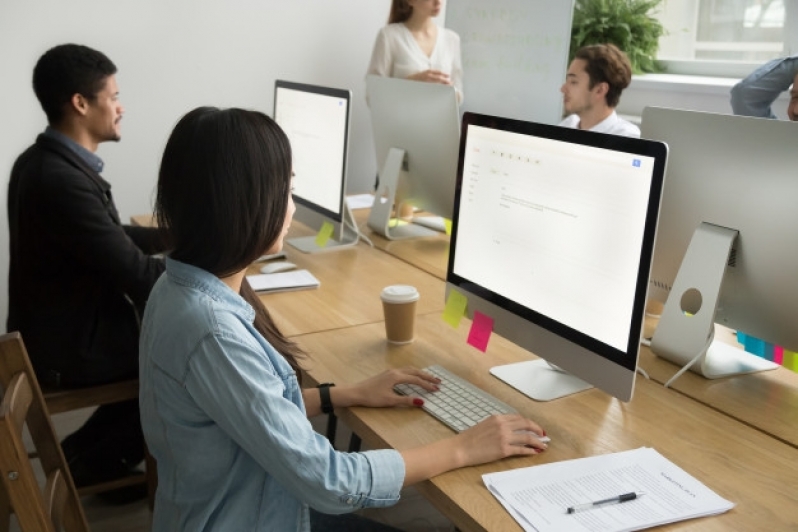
0;0;393;331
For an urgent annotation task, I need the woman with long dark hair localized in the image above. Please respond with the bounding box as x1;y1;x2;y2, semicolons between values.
139;107;546;531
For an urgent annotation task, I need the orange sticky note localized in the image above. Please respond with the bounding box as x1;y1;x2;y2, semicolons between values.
315;221;334;248
443;218;452;236
442;290;467;328
467;311;494;352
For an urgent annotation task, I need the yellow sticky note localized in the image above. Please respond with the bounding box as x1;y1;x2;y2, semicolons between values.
443;218;452;236
783;349;798;373
315;221;334;248
442;290;467;328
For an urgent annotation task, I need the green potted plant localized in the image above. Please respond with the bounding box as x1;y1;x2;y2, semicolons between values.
570;0;666;73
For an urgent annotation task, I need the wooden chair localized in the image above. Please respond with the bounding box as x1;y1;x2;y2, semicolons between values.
0;332;156;519
0;335;89;532
40;378;153;500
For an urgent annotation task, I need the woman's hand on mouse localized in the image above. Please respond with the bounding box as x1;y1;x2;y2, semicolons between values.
453;414;548;467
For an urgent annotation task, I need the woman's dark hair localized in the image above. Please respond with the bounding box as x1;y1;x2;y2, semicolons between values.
33;43;117;125
389;0;413;23
156;107;304;370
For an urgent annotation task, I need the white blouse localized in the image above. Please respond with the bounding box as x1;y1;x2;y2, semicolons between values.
367;22;463;102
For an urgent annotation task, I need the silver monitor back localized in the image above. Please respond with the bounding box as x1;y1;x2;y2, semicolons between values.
366;75;460;220
642;107;798;352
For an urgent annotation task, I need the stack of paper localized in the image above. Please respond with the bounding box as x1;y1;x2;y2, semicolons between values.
246;270;320;293
483;447;733;532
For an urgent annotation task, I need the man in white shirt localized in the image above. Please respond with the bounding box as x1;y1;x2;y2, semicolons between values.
559;44;640;138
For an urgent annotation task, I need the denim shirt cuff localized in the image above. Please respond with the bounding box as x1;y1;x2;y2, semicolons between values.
359;449;405;508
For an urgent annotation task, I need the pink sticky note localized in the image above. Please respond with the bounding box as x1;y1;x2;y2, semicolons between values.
467;311;494;353
774;346;785;365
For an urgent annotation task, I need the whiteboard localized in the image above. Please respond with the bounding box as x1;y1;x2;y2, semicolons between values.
447;0;574;125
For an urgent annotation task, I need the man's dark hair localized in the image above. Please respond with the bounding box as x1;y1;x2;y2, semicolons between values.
575;44;632;108
155;107;304;369
32;44;117;125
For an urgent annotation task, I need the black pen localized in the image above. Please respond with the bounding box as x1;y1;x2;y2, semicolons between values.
566;491;643;514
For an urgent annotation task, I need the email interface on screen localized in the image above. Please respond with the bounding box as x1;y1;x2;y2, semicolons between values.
453;125;656;352
274;85;349;218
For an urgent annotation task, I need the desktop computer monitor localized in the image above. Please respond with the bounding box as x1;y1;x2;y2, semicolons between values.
641;107;798;379
446;112;667;402
273;80;357;253
365;75;460;240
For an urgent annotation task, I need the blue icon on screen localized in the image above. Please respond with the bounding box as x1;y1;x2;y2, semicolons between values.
632;159;641;167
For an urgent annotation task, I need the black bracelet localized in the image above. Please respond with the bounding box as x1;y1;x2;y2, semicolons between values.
318;383;335;414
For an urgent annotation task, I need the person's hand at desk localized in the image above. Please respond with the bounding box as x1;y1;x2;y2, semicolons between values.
401;412;547;486
304;365;548;485
406;69;451;85
303;366;439;414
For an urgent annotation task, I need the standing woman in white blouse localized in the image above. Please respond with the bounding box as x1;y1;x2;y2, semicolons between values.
367;0;463;103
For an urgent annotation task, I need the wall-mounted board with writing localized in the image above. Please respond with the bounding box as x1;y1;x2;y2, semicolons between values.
447;0;574;124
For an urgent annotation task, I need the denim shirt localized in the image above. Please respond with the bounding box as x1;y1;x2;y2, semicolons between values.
730;55;798;119
139;258;405;531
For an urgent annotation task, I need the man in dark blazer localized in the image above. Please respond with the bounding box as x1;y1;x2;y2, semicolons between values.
7;43;166;501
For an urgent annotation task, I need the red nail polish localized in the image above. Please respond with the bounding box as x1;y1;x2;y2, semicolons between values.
543;430;547;436
413;398;424;406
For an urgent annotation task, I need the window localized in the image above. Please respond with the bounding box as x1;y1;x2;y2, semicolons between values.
654;0;796;76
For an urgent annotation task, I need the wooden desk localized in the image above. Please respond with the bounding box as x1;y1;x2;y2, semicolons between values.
130;213;155;227
133;210;451;281
298;314;798;531
640;317;798;449
131;213;446;337
247;243;445;337
352;207;450;280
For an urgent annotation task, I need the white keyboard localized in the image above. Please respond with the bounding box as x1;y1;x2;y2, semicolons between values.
394;365;517;433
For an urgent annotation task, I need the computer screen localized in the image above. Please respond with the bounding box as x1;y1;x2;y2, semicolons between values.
447;112;667;402
273;80;356;252
365;75;460;239
641;107;798;379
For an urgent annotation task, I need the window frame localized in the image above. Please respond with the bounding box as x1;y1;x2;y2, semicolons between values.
656;0;797;79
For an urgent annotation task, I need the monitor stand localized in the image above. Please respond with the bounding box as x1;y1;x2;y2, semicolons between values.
490;360;593;402
368;147;438;240
287;202;360;253
651;222;778;379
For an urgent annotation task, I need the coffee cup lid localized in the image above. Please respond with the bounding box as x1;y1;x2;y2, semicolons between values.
381;285;420;303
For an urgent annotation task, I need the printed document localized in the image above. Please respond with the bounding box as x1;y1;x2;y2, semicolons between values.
483;447;733;532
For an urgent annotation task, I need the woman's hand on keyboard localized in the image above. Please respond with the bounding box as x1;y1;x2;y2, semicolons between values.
341;367;441;409
455;414;548;465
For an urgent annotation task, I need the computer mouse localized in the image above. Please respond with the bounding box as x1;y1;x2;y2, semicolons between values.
260;262;297;274
255;251;287;263
515;430;551;444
